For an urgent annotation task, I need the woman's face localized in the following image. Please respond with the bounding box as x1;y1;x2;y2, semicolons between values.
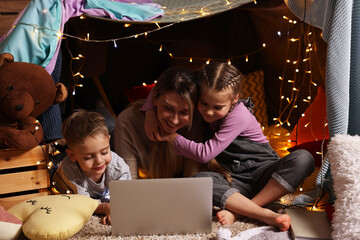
154;91;191;134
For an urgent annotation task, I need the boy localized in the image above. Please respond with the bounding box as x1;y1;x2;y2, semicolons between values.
55;110;131;224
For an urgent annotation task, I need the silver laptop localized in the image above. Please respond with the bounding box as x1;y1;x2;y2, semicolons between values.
110;177;213;236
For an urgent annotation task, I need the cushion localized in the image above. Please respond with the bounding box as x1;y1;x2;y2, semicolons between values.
124;83;155;103
8;194;99;240
0;206;22;240
288;86;329;167
327;134;360;239
238;70;268;128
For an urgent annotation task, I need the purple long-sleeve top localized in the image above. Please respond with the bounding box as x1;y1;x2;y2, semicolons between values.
173;102;268;163
141;90;268;164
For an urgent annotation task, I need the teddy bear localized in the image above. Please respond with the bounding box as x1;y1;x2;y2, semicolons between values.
0;53;67;149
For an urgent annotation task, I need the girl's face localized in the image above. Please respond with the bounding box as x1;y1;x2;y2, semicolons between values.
154;91;191;133
197;84;238;123
66;134;111;183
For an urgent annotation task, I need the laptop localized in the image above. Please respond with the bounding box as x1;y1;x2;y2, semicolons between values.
109;177;213;236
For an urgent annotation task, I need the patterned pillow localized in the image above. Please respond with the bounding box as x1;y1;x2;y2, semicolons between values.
238;70;268;128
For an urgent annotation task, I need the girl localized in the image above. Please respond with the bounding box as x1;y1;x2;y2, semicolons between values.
114;66;204;179
144;62;315;231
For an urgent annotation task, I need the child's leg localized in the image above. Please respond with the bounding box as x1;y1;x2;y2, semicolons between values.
251;178;288;207
216;179;287;226
220;192;291;231
252;149;315;207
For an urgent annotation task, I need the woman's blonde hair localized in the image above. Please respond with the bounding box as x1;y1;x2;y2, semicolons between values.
139;67;198;178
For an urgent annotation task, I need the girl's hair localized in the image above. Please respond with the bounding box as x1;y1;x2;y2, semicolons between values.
152;66;198;129
198;61;243;98
198;62;245;185
62;109;109;149
140;66;198;178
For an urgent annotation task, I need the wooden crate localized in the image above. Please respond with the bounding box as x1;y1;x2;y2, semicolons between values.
0;145;50;210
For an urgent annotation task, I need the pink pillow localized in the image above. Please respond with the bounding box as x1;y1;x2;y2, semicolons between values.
0;206;23;240
124;83;155;103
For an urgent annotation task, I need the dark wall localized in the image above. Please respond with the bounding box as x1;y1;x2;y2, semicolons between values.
59;0;327;130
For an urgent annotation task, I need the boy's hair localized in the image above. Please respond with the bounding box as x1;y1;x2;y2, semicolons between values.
62;109;109;149
198;61;243;98
153;66;198;129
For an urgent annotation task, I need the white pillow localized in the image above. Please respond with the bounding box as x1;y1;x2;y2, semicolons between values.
327;134;360;239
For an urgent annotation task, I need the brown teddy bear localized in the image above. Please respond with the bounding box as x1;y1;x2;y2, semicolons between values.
0;53;67;149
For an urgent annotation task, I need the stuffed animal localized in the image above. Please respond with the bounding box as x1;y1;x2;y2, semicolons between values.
0;53;67;149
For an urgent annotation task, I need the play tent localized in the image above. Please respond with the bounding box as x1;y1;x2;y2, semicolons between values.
0;0;354;208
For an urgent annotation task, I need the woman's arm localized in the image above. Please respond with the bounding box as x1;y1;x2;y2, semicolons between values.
140;88;162;141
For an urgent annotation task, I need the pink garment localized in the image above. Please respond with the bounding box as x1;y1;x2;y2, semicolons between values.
174;102;268;164
142;91;268;164
46;0;163;74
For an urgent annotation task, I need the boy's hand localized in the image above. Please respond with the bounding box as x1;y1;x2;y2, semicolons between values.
145;110;161;141
95;203;111;225
102;203;111;225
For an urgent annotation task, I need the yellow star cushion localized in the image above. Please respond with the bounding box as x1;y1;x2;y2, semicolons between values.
8;194;99;240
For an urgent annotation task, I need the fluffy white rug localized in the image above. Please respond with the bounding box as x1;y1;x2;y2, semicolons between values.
69;198;297;240
69;215;263;240
327;134;360;239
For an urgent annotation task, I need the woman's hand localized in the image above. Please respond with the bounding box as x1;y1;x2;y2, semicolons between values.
145;110;161;141
158;132;178;145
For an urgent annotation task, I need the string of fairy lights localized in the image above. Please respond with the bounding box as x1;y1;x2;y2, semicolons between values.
4;0;328;208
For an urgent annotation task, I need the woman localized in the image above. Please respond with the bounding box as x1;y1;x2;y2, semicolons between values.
114;67;205;179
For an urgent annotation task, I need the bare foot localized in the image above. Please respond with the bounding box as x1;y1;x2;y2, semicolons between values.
262;211;291;231
216;210;238;225
274;213;291;231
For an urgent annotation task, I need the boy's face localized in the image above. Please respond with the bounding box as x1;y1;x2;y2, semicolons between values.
66;134;111;183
